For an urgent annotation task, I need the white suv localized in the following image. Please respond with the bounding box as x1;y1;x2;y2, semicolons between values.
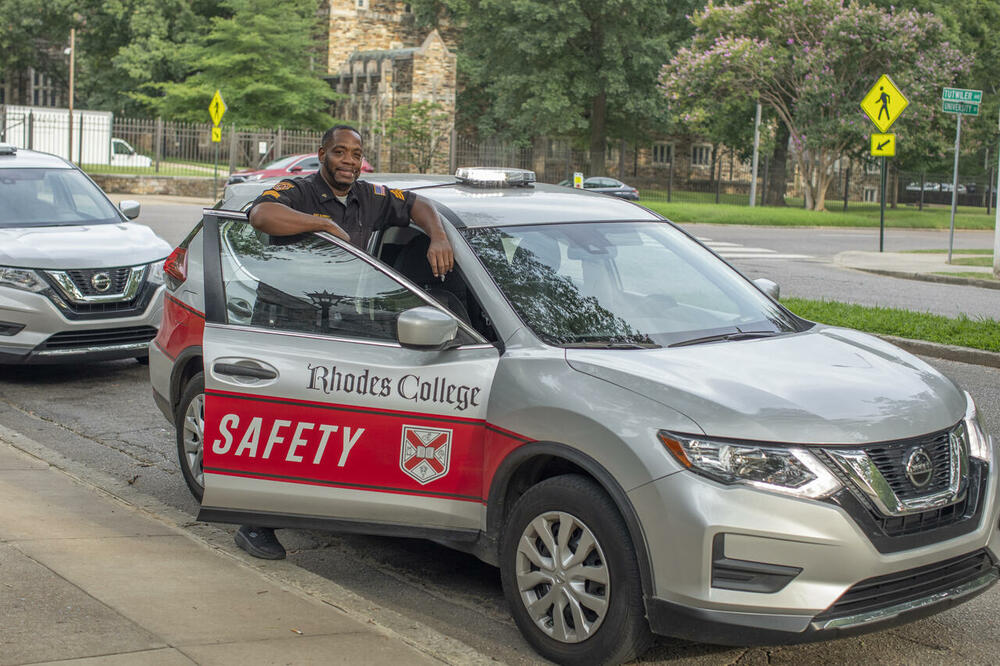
0;144;171;364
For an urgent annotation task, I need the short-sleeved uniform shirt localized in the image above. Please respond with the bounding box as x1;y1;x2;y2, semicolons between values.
249;172;416;250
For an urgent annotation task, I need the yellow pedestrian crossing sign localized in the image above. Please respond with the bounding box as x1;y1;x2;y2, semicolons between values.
860;75;908;133
870;133;895;157
211;126;222;143
209;90;227;126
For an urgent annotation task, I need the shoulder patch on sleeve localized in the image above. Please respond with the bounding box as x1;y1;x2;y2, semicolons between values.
372;183;386;196
390;188;406;201
261;189;281;199
273;182;294;191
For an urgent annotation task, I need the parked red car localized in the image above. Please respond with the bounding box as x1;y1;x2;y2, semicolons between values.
227;153;373;185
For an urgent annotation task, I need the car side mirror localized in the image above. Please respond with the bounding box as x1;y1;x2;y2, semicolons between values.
290;165;303;173
753;278;780;300
119;200;141;220
397;306;459;351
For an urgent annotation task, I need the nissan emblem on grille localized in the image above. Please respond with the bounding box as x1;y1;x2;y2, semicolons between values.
91;272;112;292
905;448;934;488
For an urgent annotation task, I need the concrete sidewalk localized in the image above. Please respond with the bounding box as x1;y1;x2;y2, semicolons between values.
835;249;999;290
0;439;450;666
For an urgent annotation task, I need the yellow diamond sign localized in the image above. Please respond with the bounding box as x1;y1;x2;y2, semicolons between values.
209;90;227;126
860;75;908;133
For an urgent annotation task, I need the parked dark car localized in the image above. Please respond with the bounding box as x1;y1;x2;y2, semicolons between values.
559;176;640;201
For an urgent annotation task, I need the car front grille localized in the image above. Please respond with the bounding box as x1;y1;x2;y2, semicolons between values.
814;550;996;622
866;430;953;500
38;326;157;350
64;267;133;296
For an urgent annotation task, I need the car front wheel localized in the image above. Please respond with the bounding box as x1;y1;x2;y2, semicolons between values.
175;372;205;501
500;474;651;665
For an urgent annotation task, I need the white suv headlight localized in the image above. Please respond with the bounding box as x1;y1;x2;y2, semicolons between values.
147;260;165;286
963;391;993;463
0;266;46;292
659;431;843;499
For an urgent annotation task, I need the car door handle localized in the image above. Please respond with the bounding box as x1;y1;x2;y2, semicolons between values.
227;298;253;319
213;362;277;380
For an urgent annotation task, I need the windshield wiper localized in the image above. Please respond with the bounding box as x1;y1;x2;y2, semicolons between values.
668;330;779;348
563;341;661;349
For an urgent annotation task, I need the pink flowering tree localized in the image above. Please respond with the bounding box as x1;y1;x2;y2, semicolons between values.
661;0;969;210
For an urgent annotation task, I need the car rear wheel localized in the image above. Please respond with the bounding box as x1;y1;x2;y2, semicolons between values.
500;474;651;665
175;372;205;501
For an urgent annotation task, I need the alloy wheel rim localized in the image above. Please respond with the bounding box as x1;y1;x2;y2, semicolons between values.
515;510;610;643
182;393;205;489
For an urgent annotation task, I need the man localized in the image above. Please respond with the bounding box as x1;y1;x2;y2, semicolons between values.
234;124;454;560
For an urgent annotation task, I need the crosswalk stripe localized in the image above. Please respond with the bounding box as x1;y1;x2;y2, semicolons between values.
697;237;813;260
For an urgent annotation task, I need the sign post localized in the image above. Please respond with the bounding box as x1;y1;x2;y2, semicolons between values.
209;90;227;199
941;87;981;263
860;75;908;252
994;107;1000;279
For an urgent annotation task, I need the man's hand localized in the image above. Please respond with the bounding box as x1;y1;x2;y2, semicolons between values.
410;197;454;278
426;235;454;278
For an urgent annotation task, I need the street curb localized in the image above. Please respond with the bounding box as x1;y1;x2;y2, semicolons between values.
876;335;1000;370
0;423;497;666
852;267;1000;290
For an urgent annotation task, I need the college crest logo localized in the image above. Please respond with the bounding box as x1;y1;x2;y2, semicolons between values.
400;425;451;484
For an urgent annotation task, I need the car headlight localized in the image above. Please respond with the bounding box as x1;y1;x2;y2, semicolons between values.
0;266;47;292
963;391;992;463
658;431;842;499
147;260;165;286
245;173;263;181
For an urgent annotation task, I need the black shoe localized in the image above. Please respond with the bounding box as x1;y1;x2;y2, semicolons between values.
235;525;286;560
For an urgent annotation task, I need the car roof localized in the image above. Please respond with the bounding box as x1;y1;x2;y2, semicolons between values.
218;174;658;227
0;147;74;169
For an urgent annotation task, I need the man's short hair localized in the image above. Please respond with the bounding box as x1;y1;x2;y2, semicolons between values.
321;124;362;148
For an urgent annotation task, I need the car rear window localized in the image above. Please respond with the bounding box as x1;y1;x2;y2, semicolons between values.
0;168;121;227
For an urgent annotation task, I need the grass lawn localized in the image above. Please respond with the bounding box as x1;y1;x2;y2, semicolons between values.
934;271;998;280
82;163;217;178
781;298;1000;352
641;199;996;230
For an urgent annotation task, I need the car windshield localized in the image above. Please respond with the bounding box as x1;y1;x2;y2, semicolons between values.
463;221;803;348
0;168;121;228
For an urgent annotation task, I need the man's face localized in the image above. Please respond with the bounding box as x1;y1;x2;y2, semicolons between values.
319;129;363;192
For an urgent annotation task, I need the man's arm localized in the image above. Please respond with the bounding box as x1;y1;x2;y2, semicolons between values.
409;196;454;278
249;201;350;242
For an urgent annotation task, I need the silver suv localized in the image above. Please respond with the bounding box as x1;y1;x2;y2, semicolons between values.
0;144;170;364
150;169;998;664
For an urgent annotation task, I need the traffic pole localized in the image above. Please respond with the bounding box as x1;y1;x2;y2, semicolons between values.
994;108;1000;278
879;156;886;252
749;102;761;207
948;114;962;264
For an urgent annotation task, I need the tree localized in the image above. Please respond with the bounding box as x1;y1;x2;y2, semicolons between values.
147;0;335;129
662;0;970;210
382;101;452;173
418;0;698;176
0;0;77;86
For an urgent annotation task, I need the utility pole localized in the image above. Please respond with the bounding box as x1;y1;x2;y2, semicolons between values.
67;27;75;163
749;102;761;207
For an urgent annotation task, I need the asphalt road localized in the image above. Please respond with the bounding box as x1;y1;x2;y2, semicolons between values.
5;198;998;663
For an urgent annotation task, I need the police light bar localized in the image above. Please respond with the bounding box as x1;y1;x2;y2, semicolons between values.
455;167;536;187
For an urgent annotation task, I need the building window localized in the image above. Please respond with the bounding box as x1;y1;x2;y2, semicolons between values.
864;187;878;202
652;142;672;165
691;144;712;167
356;0;368;9
865;160;879;175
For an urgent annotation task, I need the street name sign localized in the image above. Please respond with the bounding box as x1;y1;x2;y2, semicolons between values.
870;133;895;157
209;89;227;126
861;74;909;133
941;88;981;116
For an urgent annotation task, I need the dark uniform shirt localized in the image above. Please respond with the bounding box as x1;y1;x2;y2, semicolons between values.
249;172;416;250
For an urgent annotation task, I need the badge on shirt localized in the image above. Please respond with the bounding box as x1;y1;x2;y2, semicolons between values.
390;188;405;201
372;184;386;196
274;182;294;191
262;189;280;199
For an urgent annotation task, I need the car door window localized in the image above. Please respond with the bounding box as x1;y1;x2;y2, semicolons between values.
219;221;427;342
294;157;320;170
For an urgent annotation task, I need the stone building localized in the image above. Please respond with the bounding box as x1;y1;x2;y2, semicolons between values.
321;0;457;172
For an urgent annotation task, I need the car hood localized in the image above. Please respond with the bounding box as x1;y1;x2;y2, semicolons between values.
0;223;172;269
565;327;965;445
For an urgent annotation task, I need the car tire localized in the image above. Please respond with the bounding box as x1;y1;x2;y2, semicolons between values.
499;474;651;665
175;372;205;502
